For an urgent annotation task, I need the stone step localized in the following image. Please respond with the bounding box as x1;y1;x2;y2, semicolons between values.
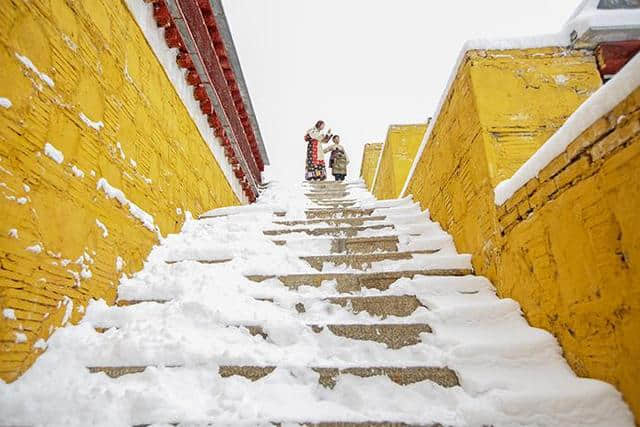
164;258;231;265
300;250;440;271
119;295;424;318
246;269;473;293
272;235;400;254
94;323;431;349
323;295;424;317
312;198;358;204
306;208;375;219
135;422;437;427
303;182;348;188
253;323;431;348
311;201;357;208
116;298;170;306
88;365;459;388
274;216;386;227
305;192;350;198
264;224;393;237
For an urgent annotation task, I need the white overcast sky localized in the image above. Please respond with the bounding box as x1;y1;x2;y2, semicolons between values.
222;0;583;182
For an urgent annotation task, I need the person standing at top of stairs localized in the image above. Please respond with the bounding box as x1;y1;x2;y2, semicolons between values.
304;120;333;181
325;134;350;181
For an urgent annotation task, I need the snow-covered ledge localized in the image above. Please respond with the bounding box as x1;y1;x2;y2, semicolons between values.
494;53;640;206
125;0;248;204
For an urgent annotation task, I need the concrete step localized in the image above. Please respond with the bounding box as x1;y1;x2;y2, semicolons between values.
274;216;386;227
135;422;437;427
247;269;473;292
164;258;231;265
300;250;439;271
264;224;393;237
312;198;358;204
311;201;357;208
88;365;459;388
96;322;431;349
303;182;348;189
305;191;350;198
116;298;170;306
272;235;400;254
322;295;424;317
251;323;431;349
306;208;375;219
119;295;424;318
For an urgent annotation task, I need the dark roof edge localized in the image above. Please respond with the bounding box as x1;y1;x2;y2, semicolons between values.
210;1;270;165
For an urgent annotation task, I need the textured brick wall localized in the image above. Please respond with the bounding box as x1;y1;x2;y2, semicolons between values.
495;87;640;417
359;142;382;190
372;124;426;200
0;0;239;381
403;48;639;417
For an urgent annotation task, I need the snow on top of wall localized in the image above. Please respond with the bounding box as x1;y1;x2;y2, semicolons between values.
15;53;55;88
44;142;64;164
401;2;639;198
494;52;640;205
96;178;156;232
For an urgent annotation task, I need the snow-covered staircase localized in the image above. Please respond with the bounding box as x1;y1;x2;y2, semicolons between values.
2;180;633;426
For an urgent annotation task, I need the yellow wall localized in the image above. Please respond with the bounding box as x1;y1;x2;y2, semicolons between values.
494;88;640;418
469;49;602;186
403;48;640;417
0;0;239;381
359;142;382;190
372;124;427;200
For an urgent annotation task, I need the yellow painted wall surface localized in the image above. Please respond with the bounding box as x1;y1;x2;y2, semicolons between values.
469;48;602;186
0;0;239;381
494;88;640;418
359;142;382;190
403;48;640;418
372;124;427;200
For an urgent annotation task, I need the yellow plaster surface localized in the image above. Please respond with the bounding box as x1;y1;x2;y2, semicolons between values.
0;0;239;381
402;47;640;417
359;142;382;190
372;124;427;200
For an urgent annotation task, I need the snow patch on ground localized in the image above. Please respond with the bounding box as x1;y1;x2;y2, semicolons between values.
44;142;64;164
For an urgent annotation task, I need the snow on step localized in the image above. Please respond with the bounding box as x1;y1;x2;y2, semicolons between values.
0;178;633;427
